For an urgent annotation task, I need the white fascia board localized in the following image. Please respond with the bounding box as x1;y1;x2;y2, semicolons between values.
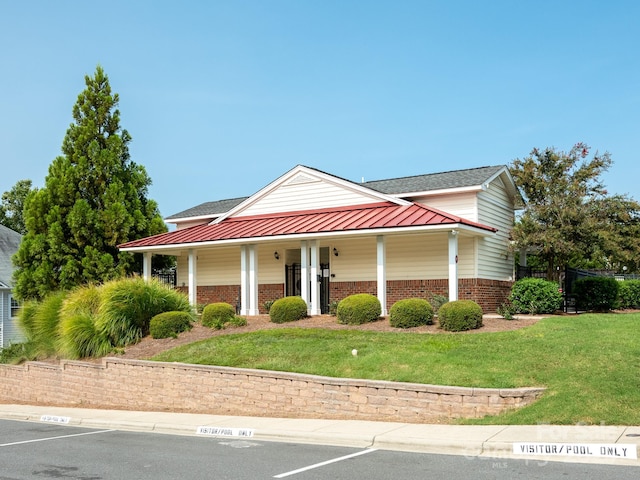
212;165;411;224
395;185;484;198
119;224;495;253
165;214;218;225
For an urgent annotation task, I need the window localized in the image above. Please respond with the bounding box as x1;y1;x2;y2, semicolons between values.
10;297;20;318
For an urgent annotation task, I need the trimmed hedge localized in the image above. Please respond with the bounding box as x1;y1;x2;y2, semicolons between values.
389;298;434;328
437;300;483;332
269;296;308;323
573;276;619;312
150;311;194;339
336;294;381;325
617;280;640;309
509;278;563;314
201;302;236;329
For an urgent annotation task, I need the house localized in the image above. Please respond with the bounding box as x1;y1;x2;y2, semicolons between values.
0;224;23;348
119;165;522;314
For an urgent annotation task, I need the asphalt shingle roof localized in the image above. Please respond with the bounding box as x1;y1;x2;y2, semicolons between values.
165;165;507;221
0;224;21;288
361;165;505;194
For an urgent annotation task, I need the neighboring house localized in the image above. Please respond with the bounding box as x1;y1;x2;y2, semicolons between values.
119;165;522;314
0;224;23;348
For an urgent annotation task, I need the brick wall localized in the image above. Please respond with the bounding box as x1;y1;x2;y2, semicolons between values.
0;358;544;423
181;278;512;314
331;279;512;313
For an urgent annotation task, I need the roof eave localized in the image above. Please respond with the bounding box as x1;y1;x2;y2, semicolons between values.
119;223;495;253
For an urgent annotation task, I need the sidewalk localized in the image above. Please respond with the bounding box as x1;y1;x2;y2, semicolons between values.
1;404;639;466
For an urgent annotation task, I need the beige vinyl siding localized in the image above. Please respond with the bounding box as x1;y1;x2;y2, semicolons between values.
237;178;383;217
176;245;287;286
476;177;515;280
329;237;377;282
412;192;478;222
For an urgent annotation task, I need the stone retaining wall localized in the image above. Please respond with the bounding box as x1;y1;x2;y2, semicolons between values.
0;358;544;423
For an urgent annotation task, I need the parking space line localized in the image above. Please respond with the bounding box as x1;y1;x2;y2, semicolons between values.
0;429;116;447
273;448;379;478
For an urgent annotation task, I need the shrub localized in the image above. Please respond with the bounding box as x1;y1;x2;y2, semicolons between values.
96;278;191;346
573;276;620;312
57;284;112;359
617;280;640;309
389;298;434;328
269;296;308;324
509;278;563;314
427;293;449;312
202;302;236;329
336;294;381;325
437;300;483;332
496;301;516;320
18;291;66;358
150;311;194;339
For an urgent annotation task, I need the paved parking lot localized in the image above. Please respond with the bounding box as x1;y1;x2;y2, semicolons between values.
2;419;640;479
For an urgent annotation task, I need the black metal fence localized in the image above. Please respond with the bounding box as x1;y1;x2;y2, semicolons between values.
152;269;177;287
517;266;638;313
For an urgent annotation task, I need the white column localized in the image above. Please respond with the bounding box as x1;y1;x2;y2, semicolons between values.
300;240;309;309
142;252;152;281
240;246;249;315
448;230;459;302
248;245;259;315
309;240;320;315
240;245;259;315
377;235;387;316
188;249;197;306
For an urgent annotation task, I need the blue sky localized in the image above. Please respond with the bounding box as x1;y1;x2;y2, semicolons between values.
1;0;639;218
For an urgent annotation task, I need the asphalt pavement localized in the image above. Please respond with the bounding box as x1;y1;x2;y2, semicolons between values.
1;404;638;467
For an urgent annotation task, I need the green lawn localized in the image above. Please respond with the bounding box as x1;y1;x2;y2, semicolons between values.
151;313;640;425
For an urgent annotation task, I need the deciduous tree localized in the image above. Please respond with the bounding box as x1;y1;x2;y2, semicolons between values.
510;143;640;278
0;179;33;234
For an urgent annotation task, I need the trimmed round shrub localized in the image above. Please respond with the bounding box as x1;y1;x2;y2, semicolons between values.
150;311;194;339
509;278;563;314
389;298;434;328
336;293;381;325
437;300;483;332
269;296;308;324
618;280;640;309
573;276;620;312
202;302;236;329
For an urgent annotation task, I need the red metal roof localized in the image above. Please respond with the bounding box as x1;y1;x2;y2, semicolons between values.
119;202;497;249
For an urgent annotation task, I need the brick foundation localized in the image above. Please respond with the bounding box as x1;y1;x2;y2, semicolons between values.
183;278;512;314
0;359;544;423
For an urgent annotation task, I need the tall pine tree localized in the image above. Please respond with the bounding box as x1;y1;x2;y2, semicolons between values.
13;66;167;300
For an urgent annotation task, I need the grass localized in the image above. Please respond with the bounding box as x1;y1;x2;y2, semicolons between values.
152;313;640;425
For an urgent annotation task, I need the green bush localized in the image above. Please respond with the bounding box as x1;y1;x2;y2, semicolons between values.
150;311;194;339
18;291;66;358
427;293;449;312
573;276;620;312
437;300;483;332
617;280;640;309
509;278;563;314
57;285;112;359
269;296;308;323
336;294;381;325
96;278;191;346
389;298;434;328
202;302;236;329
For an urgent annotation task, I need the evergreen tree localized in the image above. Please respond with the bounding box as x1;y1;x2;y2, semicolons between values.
13;66;167;300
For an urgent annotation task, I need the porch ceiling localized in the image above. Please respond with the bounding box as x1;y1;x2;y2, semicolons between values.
119;201;496;251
